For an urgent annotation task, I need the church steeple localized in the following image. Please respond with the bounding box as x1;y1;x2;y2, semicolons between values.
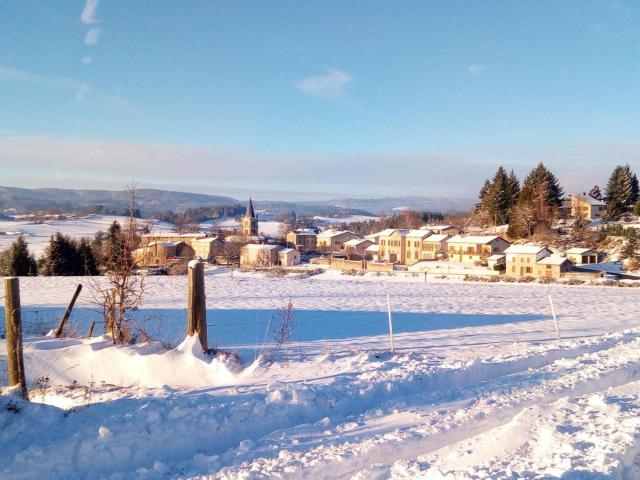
241;197;258;236
246;197;256;219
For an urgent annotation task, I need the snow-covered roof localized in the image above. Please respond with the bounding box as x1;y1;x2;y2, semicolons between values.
344;238;372;246
566;247;596;255
420;225;459;231
290;229;316;236
317;229;358;239
278;248;295;254
406;229;432;239
365;244;380;251
447;235;502;245
192;237;221;244
243;243;280;251
572;194;605;206
370;229;408;237
423;234;449;243
487;254;506;261
537;255;570;266
504;245;549;255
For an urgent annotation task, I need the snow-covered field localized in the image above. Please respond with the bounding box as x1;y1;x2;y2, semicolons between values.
0;215;175;257
1;273;640;479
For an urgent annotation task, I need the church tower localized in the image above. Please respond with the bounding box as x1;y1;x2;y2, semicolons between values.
241;197;258;237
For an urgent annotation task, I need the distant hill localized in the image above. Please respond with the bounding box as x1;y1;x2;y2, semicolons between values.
0;186;238;215
328;196;474;214
0;186;472;217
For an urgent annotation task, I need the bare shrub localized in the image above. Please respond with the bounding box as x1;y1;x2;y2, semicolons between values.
267;299;296;362
89;185;145;345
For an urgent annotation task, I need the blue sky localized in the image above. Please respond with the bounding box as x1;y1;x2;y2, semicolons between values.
1;0;640;200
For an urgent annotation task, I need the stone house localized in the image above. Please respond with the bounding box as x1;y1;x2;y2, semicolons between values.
240;244;280;267
286;229;317;252
343;238;374;258
278;248;301;266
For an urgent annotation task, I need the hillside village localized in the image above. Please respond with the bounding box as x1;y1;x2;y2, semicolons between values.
115;163;640;284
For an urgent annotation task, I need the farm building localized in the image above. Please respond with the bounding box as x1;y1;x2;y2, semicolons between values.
566;247;598;265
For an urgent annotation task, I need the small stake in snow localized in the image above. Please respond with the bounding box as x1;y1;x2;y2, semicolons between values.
387;294;395;354
549;295;560;341
187;260;208;352
55;283;83;338
4;277;27;398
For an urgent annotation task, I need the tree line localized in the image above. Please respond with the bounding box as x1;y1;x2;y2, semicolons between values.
475;162;640;238
0;221;133;277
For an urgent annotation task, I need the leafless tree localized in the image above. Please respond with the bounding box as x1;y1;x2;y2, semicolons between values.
268;299;296;361
90;184;146;344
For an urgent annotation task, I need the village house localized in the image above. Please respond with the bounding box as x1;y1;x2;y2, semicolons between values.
420;233;449;261
374;229;408;264
535;255;573;278
446;235;511;264
405;230;433;264
286;228;317;252
240;244;280;267
278;248;301;266
344;238;374;258
570;194;606;221
316;229;361;252
191;237;225;262
134;240;195;266
565;247;598;265
365;243;380;261
504;245;553;277
139;232;207;247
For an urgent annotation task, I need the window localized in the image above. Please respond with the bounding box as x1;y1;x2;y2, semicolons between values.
525;267;532;274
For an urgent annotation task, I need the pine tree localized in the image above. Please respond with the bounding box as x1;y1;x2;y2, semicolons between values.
476;167;520;225
589;185;603;201
519;163;564;207
0;236;37;276
77;238;99;275
605;164;638;219
40;233;84;276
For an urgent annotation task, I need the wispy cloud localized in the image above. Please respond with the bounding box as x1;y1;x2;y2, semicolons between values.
467;64;486;77
81;0;101;24
81;56;93;64
85;28;101;45
0;66;135;113
294;69;353;101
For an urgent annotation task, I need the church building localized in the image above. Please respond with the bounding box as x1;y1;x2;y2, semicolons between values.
241;197;259;236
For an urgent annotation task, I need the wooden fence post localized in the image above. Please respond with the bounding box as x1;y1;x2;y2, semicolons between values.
55;283;83;338
4;277;27;398
187;261;208;352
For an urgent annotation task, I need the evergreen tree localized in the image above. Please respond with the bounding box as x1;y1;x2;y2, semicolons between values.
77;238;99;275
476;167;520;225
589;185;603;201
519;162;564;207
605;165;638;219
40;233;83;276
506;170;521;205
0;236;37;276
